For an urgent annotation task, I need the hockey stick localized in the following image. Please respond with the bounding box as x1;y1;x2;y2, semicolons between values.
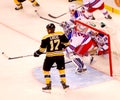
8;54;33;60
48;5;83;19
35;10;60;25
48;12;67;19
2;52;33;60
52;60;72;67
2;52;72;66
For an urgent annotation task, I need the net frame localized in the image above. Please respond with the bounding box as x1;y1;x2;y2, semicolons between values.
74;20;113;76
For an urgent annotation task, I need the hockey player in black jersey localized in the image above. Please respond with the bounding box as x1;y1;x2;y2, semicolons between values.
14;0;40;10
34;23;70;92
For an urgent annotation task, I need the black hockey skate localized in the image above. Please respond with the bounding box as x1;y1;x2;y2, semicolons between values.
42;82;51;93
105;15;112;19
32;2;40;7
15;5;23;10
91;16;95;20
89;15;95;20
68;0;76;2
61;81;69;89
101;22;106;28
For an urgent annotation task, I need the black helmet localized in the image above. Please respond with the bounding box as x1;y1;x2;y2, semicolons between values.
46;23;55;30
46;23;55;33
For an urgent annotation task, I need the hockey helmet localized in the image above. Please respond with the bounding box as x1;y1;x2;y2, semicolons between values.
69;4;77;11
80;6;85;13
46;23;55;33
98;33;104;37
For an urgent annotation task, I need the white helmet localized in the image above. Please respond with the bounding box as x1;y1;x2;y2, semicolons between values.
81;6;85;11
80;6;85;13
69;4;76;11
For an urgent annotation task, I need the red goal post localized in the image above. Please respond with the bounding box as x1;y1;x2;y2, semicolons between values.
74;20;113;76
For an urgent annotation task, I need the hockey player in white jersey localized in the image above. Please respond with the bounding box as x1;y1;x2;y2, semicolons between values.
68;4;89;21
93;32;109;55
66;28;96;57
64;28;97;73
61;4;89;40
83;0;112;19
60;4;98;72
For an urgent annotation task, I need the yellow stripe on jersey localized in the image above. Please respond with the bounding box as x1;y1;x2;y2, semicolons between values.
39;48;46;52
39;31;69;57
46;51;64;57
42;32;64;40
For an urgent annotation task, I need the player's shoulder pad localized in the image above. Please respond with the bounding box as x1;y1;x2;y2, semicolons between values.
42;31;64;39
42;34;53;40
54;31;64;35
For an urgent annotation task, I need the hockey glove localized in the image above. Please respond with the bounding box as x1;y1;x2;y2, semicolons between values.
60;21;70;28
34;50;42;57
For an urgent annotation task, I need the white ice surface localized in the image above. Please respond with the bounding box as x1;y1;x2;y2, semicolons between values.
1;0;120;100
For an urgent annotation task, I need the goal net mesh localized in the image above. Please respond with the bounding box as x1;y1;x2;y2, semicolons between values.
74;20;112;76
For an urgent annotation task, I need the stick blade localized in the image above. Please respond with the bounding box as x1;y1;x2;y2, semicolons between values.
48;14;57;18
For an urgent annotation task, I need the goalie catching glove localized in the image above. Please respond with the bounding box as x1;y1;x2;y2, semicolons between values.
34;50;42;57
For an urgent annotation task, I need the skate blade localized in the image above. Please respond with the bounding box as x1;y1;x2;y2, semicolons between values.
75;69;87;74
42;90;51;93
63;87;70;92
82;69;87;72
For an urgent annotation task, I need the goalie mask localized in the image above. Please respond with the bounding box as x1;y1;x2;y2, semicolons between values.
46;23;55;33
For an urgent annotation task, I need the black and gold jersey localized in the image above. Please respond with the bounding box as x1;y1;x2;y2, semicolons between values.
39;31;70;57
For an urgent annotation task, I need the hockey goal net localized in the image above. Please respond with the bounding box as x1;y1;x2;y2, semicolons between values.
74;20;113;76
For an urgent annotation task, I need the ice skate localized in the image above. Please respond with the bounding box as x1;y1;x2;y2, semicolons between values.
76;68;83;73
32;2;40;7
68;0;76;2
61;81;69;89
101;22;106;28
91;16;95;20
76;66;87;74
105;15;112;19
15;5;23;10
42;82;51;93
89;16;95;20
82;68;87;72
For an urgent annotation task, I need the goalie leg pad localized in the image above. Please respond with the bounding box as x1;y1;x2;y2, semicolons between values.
72;57;87;73
72;58;84;69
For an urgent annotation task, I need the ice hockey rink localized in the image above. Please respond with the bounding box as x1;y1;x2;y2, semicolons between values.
1;0;120;100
